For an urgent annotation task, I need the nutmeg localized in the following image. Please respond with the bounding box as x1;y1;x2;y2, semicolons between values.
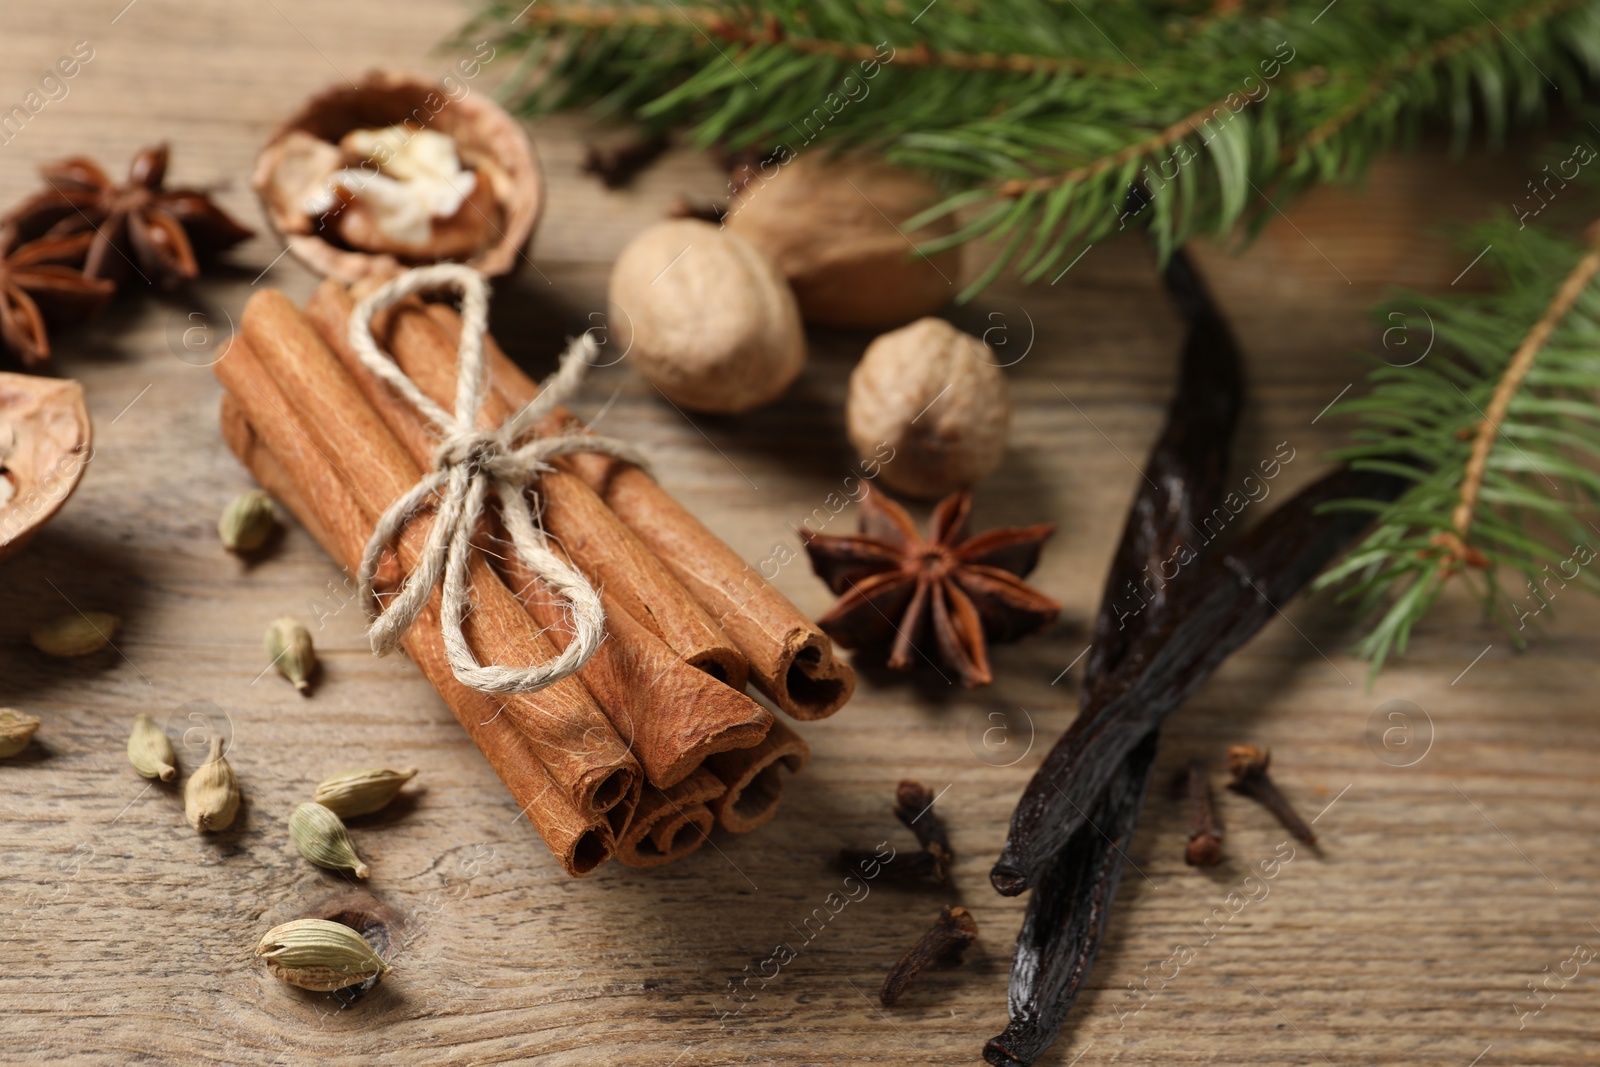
608;219;805;414
847;317;1009;499
726;154;959;329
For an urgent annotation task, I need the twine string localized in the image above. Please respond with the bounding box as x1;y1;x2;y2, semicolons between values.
349;263;648;694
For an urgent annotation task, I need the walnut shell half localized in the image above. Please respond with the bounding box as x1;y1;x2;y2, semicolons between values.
252;70;541;284
0;373;91;562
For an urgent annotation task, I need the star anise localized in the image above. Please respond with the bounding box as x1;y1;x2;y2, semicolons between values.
0;227;115;368
801;487;1061;687
9;144;253;288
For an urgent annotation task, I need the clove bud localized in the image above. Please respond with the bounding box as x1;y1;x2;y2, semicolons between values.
880;905;979;1007
1226;744;1316;845
1184;759;1223;866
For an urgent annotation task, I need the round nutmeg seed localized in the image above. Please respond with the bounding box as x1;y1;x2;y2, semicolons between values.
726;153;959;329
608;218;805;414
847;317;1010;499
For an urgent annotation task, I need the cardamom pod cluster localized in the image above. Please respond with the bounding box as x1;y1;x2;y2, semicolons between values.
313;767;417;818
185;736;241;832
289;801;370;878
218;490;276;551
265;616;315;693
30;611;119;657
255;918;388;991
127;713;177;782
0;709;41;758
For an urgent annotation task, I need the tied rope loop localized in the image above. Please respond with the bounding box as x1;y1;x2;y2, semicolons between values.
348;263;650;694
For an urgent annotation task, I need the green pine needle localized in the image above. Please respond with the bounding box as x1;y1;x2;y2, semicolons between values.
1316;213;1600;678
456;0;1600;294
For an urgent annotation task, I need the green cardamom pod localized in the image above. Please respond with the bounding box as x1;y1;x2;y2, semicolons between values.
127;713;177;782
255;918;389;991
0;708;41;758
313;767;418;818
185;736;240;832
218;490;276;552
264;616;316;693
289;801;370;878
30;611;119;657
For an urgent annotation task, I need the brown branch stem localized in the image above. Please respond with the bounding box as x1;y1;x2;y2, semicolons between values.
514;4;1128;76
1442;224;1600;562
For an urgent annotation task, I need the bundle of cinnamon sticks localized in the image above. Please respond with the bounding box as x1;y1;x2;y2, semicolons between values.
214;279;855;875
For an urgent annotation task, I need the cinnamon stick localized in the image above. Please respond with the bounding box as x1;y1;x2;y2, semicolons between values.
616;766;724;868
231;290;639;819
315;281;750;691
304;282;775;788
704;717;810;833
424;302;858;721
216;358;614;876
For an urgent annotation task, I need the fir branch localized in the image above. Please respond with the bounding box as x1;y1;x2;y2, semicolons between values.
1443;226;1600;561
513;4;1132;76
1316;212;1600;676
1283;0;1593;160
464;0;1600;293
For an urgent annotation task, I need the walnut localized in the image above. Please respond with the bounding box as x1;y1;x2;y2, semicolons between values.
0;372;91;563
847;318;1009;498
726;153;960;329
608;219;806;414
252;70;540;284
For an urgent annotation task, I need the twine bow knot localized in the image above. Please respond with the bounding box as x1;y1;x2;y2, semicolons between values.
349;263;647;694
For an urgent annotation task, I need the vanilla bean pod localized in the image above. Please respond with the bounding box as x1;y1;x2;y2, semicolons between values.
990;462;1408;898
985;246;1242;1064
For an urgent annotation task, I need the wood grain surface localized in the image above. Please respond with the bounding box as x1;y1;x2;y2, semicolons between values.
2;3;1598;1065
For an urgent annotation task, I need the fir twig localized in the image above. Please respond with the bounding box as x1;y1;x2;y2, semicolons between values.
1317;211;1600;676
463;0;1600;294
514;4;1130;76
1444;226;1600;558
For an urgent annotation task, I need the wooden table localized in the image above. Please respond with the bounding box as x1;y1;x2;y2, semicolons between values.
2;4;1597;1065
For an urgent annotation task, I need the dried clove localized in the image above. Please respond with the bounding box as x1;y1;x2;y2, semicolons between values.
1185;759;1224;867
837;847;942;882
894;780;953;882
1226;744;1316;845
880;905;978;1007
837;779;953;883
582;135;670;189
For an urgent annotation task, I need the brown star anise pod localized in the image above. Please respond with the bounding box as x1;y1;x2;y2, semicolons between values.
8;144;252;288
801;487;1061;687
0;227;115;368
